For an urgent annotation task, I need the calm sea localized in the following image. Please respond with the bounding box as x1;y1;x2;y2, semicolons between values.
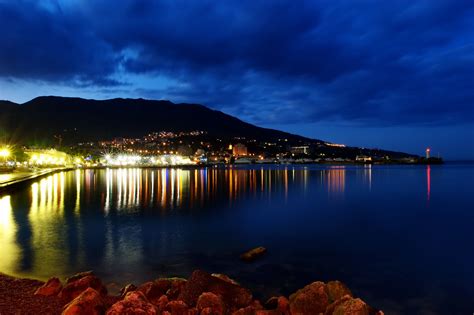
0;163;473;314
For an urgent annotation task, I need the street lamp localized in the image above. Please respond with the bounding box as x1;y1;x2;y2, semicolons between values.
0;148;11;164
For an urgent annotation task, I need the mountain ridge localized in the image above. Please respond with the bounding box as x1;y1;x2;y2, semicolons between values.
0;95;315;145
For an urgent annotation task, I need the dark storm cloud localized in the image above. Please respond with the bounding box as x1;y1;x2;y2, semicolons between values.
0;0;473;125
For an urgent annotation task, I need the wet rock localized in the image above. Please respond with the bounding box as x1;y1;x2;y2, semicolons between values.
166;278;187;300
289;281;329;315
62;287;105;315
197;292;226;314
138;280;170;302
326;296;369;315
368;305;385;315
106;291;157;315
119;283;137;299
165;300;189;315
277;296;290;314
240;247;267;262
155;295;169;313
34;277;62;296
264;296;279;309
232;306;258;315
255;311;281;315
326;281;352;303
211;274;239;286
60;274;108;302
178;270;252;312
66;271;94;284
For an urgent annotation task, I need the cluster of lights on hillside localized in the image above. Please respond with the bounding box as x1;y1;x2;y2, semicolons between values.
103;154;195;166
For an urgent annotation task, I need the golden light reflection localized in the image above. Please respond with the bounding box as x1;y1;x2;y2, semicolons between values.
25;172;69;278
0;195;20;273
325;166;346;196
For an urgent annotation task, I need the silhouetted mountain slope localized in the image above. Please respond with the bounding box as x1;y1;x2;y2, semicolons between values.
0;96;316;145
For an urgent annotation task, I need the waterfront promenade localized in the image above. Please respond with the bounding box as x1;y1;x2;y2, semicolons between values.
0;168;70;191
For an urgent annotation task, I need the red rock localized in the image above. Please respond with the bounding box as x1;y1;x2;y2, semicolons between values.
329;297;369;315
277;296;290;314
255;310;281;315
138;280;170;302
62;287;105;315
34;277;62;296
197;292;226;314
264;297;278;309
165;300;189;315
325;295;352;315
289;281;329;315
178;270;252;312
240;247;267;262
106;291;157;315
211;274;239;285
155;295;169;312
66;271;94;284
60;274;108;302
166;278;187;300
119;283;137;298
232;306;258;315
326;281;352;303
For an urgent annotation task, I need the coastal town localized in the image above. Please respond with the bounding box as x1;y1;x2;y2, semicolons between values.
0;130;440;170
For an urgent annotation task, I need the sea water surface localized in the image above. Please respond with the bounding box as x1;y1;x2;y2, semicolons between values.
0;164;473;314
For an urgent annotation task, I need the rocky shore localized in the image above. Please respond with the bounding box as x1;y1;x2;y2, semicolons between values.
0;271;383;315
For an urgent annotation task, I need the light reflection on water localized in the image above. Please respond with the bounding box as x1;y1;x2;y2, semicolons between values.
0;166;363;278
0;164;472;314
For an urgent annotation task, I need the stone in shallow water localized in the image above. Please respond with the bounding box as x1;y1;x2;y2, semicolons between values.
240;247;267;262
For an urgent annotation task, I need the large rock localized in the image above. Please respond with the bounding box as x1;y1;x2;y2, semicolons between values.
59;274;107;302
232;300;264;315
106;291;157;315
326;281;352;303
62;287;105;315
289;281;329;315
326;296;369;315
165;300;190;315
165;278;187;300
197;292;226;314
66;271;94;284
178;270;252;312
137;280;170;302
34;277;62;296
155;295;169;313
277;296;290;315
240;247;267;262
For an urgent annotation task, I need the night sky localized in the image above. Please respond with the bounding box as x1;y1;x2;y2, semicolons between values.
1;1;473;159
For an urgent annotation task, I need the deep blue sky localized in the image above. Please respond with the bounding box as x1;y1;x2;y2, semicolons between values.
1;0;473;159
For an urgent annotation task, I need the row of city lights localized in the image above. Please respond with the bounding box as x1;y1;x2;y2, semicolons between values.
103;154;195;166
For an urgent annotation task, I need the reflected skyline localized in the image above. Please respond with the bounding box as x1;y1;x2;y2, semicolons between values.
0;165;437;285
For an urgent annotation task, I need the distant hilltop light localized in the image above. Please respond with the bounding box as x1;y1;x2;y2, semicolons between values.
326;143;346;148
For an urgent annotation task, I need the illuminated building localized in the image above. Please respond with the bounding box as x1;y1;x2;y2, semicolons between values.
232;143;248;156
290;146;310;155
25;149;72;166
356;155;372;163
426;147;430;159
